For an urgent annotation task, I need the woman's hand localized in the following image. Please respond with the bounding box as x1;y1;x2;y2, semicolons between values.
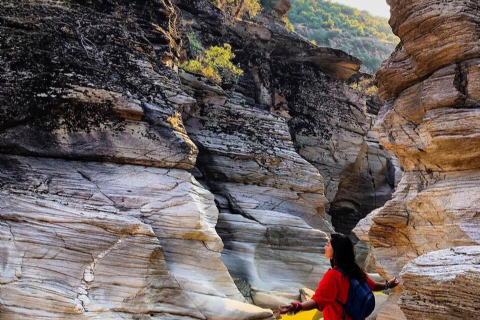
388;277;400;289
278;302;302;315
278;304;293;314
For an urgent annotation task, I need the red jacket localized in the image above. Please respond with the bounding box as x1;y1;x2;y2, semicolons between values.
311;268;376;320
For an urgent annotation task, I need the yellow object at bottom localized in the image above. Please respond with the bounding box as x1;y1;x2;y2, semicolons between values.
281;309;322;320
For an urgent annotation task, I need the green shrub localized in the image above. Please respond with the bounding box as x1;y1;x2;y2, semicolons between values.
179;43;243;84
288;0;398;43
288;0;399;72
349;77;378;97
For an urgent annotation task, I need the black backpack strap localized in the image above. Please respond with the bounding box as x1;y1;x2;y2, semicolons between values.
335;267;345;275
336;299;347;319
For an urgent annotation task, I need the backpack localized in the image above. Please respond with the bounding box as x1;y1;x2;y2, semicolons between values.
335;268;375;320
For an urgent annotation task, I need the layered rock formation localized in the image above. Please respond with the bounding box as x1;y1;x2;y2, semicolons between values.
0;0;273;318
0;155;274;320
270;60;399;236
181;73;331;307
355;1;480;319
1;0;400;317
176;0;399;304
327;97;401;236
400;246;480;320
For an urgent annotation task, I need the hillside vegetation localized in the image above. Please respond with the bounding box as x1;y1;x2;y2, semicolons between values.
288;0;398;73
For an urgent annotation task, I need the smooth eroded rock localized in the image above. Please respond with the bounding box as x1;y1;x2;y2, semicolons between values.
0;154;273;320
183;84;331;305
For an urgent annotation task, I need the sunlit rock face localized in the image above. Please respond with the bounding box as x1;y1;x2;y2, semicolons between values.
0;155;276;320
0;1;274;319
356;1;480;319
400;246;480;320
377;0;480;101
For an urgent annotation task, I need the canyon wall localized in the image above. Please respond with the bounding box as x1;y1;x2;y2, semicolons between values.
0;1;272;318
175;0;399;303
0;0;398;318
355;1;480;319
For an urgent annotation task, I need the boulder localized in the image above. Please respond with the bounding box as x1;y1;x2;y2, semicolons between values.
400;246;480;320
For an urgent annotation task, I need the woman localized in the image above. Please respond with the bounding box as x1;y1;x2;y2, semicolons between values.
278;233;399;319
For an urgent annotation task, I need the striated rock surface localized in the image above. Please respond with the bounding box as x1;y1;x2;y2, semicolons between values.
0;0;274;319
271;65;400;234
400;246;480;320
176;0;401;303
173;0;395;306
1;0;401;316
355;1;480;319
328;105;400;236
175;0;398;239
0;0;198;169
182;76;331;307
377;0;480;101
0;154;272;319
271;62;369;206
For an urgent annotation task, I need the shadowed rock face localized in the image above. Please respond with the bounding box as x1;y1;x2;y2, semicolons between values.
272;64;399;235
328;113;400;236
176;0;398;304
174;0;395;236
182;74;331;307
355;1;480;319
0;0;197;169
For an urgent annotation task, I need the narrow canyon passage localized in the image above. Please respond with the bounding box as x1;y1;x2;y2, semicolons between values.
1;0;479;319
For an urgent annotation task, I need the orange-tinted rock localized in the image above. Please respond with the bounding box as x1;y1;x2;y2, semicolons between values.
400;247;480;320
378;0;480;100
358;1;480;319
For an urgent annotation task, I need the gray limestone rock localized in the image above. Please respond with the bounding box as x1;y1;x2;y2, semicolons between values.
0;154;273;319
183;87;332;306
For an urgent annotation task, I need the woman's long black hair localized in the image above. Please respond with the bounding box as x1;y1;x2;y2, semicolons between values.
329;233;365;280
